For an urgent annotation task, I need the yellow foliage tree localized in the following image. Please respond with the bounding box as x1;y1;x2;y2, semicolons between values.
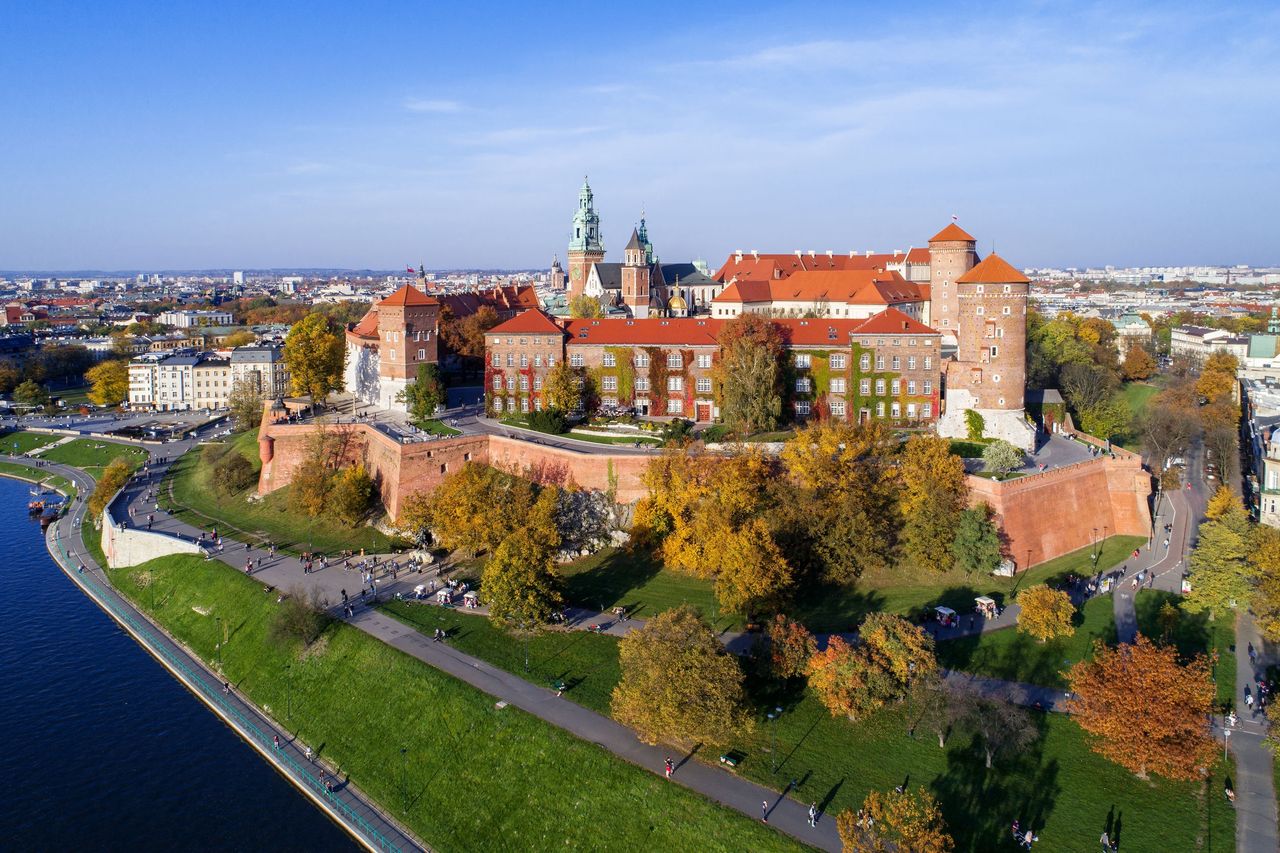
1015;584;1076;643
836;786;954;853
712;517;793;615
807;614;937;720
1250;525;1280;642
85;359;129;407
1206;485;1241;520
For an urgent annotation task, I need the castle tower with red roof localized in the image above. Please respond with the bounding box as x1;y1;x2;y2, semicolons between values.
926;222;977;343
621;227;652;318
344;283;440;411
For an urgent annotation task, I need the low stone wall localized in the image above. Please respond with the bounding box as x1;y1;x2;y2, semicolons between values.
101;507;205;568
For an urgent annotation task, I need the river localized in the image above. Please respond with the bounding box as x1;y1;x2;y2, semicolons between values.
0;476;355;851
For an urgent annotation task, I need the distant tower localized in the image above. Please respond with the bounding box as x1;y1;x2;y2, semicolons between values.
567;177;605;301
927;222;978;344
637;214;654;264
621;228;651;319
550;255;566;291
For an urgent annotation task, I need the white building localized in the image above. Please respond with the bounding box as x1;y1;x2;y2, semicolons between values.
1170;326;1249;363
157;309;235;328
128;345;289;411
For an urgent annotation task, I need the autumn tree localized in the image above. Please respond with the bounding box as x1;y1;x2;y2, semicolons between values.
542;360;583;414
1120;346;1156;381
228;378;265;431
1061;361;1119;415
765;614;817;680
1250;525;1280;642
951;505;1002;575
981;439;1023;477
1078;395;1131;440
714;313;784;434
88;457;132;520
481;533;565;628
808;614;937;721
1064;635;1216;780
410;461;534;555
956;690;1038;769
440;304;500;359
397;362;444;427
1016;584;1076;643
211;449;256;495
611;605;749;745
897;434;968;571
836;786;953;853
1139;396;1197;472
221;330;256;348
568;294;605;319
328;463;375;525
283;312;345;409
712;517;793;615
13;379;49;409
85;359;129;406
1185;488;1252;619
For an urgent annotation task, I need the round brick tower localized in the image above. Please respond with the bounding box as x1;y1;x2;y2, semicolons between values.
926;222;977;339
954;253;1028;411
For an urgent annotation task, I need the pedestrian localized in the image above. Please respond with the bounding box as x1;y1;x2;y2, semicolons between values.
1099;830;1111;852
1024;829;1037;848
664;757;673;779
223;681;230;695
808;802;818;827
761;800;768;823
305;746;313;762
273;734;280;750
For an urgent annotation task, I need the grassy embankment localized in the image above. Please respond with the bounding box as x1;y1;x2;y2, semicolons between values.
161;429;397;555
108;554;800;853
0;460;78;498
381;596;1236;853
40;438;148;481
2;431;65;454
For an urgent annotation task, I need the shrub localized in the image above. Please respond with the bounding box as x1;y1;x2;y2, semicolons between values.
964;408;985;441
211;451;256;496
529;407;567;434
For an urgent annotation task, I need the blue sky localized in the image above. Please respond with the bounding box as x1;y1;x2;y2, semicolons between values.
2;1;1278;270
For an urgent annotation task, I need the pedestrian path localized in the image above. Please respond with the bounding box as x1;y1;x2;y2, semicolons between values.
1231;613;1278;853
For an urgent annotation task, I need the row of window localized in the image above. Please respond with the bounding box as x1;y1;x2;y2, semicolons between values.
794;378;933;395
493;352;559;368
384;330;431;343
793;401;933;419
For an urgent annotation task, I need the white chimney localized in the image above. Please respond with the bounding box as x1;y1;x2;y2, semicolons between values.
865;250;873;258
848;250;856;258
735;249;743;262
893;249;902;256
751;250;759;260
826;250;833;258
795;250;803;258
808;250;816;258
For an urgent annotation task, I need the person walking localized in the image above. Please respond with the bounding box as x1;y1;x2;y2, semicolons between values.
305;746;313;762
761;800;768;823
273;734;280;750
1099;831;1113;851
664;757;673;779
808;803;818;827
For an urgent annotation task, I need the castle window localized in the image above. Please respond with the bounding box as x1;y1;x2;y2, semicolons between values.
667;353;683;369
860;379;871;395
534;376;543;390
602;396;617;407
521;398;529;413
831;378;847;393
924;356;932;369
907;403;917;419
418;349;425;360
975;285;984;294
877;402;885;417
908;380;917;395
830;354;846;369
506;377;515;391
922;403;932;418
506;338;513;346
891;379;901;395
520;355;528;368
993;374;1001;383
635;352;650;368
668;376;684;392
909;339;916;347
389;349;396;361
997;328;1005;338
1003;306;1011;315
534;397;543;411
535;354;542;367
519;376;528;391
548;354;556;366
891;402;901;418
666;398;684;414
991;346;999;358
796;377;811;393
875;379;886;395
506;354;514;367
1004;285;1012;293
602;376;617;391
795;353;811;368
493;375;502;391
908;356;916;370
696;353;712;369
891;356;900;370
602;352;616;367
696;377;712;393
998;398;1006;406
570;354;584;367
975;306;985;315
636;377;650;391
860;354;871;371
923;380;933;395
830;401;846;417
875;355;884;370
794;400;811;417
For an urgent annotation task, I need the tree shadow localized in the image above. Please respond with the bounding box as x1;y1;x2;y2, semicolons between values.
787;583;887;634
818;777;845;816
562;548;662;615
930;711;1061;851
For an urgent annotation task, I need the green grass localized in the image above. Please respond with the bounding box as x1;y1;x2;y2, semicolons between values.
936;596;1117;688
949;439;991;458
560;547;734;629
40;439;148;480
1114;382;1160;450
107;555;800;853
972;470;1027;480
380;601;1234;852
53;385;93;406
1;431;64;454
416;419;461;436
162;430;398;556
1135;589;1237;709
0;461;77;497
567;430;661;446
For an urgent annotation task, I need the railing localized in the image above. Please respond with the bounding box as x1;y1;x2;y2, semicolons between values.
50;532;406;853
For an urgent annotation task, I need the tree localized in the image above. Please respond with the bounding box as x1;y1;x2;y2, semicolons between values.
268;586;329;648
981;439;1023;477
1185;489;1252;619
85;359;129;407
951;505;1002;575
807;614;937;721
1250;525;1280;642
289;431;340;517
88;457;132;520
964;409;985;440
0;362;20;394
13;379;49;409
765;614;817;680
1015;584;1076;643
956;690;1037;769
611;605;749;745
1203;425;1240;484
440;304;501;359
228;378;265;431
328;463;375;525
283;312;345;408
1120;346;1156;381
542;361;583;414
836;786;953;853
1061;362;1119;415
898;435;969;572
211;449;256;496
398;362;444;427
568;294;605;319
714;313;784;434
1064;635;1216;780
413;462;534;555
1195;369;1235;404
1203;350;1240;376
1078;395;1130;440
222;330;256;348
1140;397;1197;472
481;534;565;628
712;517;793;615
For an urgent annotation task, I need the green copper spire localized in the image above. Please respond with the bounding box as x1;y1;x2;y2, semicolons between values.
637;212;653;264
568;176;604;254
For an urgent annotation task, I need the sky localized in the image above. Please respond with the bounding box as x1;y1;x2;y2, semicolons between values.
2;1;1279;271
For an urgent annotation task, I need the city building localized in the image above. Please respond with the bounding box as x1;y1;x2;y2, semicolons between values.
1170;325;1249;362
710;269;927;320
127;345;290;411
1110;313;1153;356
157;308;235;328
1242;376;1280;527
230;345;290;400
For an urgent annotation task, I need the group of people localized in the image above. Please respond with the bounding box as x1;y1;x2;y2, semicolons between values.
1010;819;1038;848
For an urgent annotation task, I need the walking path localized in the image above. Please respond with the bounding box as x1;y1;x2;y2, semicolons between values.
3;454;428;853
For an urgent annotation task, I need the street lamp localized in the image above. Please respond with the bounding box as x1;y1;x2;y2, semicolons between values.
400;746;408;814
285;663;293;720
768;706;783;773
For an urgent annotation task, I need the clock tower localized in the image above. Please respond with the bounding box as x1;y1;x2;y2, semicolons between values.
566;176;605;301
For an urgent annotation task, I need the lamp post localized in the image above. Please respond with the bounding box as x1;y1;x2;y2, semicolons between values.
215;616;222;668
1091;528;1099;565
768;706;783;774
400;746;408;814
285;663;293;720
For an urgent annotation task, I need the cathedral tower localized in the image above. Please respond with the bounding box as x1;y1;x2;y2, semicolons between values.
567;177;605;301
621;228;651;319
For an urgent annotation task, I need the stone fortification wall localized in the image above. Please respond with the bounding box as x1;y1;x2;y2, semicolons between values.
102;508;205;568
967;451;1151;569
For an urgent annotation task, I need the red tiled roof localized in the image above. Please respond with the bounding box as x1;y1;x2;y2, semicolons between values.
852;307;939;336
712;270;923;306
349;308;379;339
488;309;565;336
929;222;976;243
773;319;867;346
905;247;931;263
379;284;438;307
955;253;1029;284
564;317;721;346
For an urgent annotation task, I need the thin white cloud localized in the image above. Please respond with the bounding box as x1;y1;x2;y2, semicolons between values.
403;97;462;113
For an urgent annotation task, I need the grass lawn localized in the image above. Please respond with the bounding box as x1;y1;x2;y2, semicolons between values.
416;419;461;437
40;439;148;480
162;430;399;556
0;460;78;498
936;596;1116;688
53;385;92;406
108;555;799;853
1114;382;1160;450
567;430;662;446
1135;589;1237;709
559;547;734;630
2;431;66;454
972;470;1027;480
949;439;991;458
380;603;1234;852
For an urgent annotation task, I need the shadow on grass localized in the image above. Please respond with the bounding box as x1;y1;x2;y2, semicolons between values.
562;548;663;616
786;584;889;634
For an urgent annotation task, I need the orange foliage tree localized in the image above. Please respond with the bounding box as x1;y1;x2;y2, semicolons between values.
1064;635;1216;780
836;786;953;853
766;614;817;680
807;614;937;720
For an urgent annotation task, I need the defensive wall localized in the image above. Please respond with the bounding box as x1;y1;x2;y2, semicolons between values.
102;507;205;569
257;408;1151;570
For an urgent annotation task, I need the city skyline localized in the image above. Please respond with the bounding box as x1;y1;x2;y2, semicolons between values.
3;1;1278;270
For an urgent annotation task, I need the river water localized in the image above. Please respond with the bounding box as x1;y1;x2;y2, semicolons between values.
0;476;354;851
